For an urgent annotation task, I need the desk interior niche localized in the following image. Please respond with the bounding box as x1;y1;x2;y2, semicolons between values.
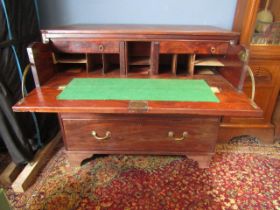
50;42;238;78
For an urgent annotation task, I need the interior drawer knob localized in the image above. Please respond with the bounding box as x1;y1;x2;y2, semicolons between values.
168;131;188;141
98;44;104;52
91;131;111;140
210;47;216;54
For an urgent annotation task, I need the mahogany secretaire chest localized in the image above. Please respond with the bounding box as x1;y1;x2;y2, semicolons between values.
13;24;262;168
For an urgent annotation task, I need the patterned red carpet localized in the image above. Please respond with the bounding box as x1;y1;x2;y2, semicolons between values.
1;143;280;210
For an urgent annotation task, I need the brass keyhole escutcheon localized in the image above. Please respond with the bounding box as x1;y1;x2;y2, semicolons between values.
168;131;188;141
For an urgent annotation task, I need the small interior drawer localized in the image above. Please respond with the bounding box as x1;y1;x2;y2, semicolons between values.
159;41;229;54
51;40;120;53
61;114;219;153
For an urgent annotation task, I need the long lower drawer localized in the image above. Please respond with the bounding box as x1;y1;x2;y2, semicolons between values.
61;114;219;153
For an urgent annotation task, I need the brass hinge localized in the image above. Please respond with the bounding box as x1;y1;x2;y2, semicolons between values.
238;49;249;63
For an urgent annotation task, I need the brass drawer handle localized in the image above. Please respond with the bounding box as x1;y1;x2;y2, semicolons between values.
168;131;188;141
91;131;111;140
98;44;104;52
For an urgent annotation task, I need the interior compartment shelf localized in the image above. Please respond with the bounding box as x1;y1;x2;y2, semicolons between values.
129;56;150;66
50;42;244;79
127;42;152;74
195;57;225;67
53;53;87;64
56;58;87;64
194;56;243;67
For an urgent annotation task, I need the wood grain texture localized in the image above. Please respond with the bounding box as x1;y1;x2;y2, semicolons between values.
232;0;249;32
234;0;260;46
222;0;280;142
250;45;280;60
218;124;274;144
13;73;262;117
41;24;239;41
159;41;229;54
150;42;159;75
273;95;280;139
119;41;127;75
15;24;265;168
65;151;215;168
61;114;219;153
221;59;280;143
188;54;196;76
270;0;280;21
51;40;120;54
27;42;56;87
219;44;248;91
172;54;178;75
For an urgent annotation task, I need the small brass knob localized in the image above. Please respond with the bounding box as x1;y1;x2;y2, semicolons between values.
210;47;216;54
99;44;104;52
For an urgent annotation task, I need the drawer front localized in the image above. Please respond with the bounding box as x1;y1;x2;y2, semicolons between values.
51;40;120;53
62;115;219;153
159;41;229;54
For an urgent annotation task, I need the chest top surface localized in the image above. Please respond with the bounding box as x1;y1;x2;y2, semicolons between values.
41;24;240;41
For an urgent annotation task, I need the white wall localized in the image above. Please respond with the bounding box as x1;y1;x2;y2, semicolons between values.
38;0;237;30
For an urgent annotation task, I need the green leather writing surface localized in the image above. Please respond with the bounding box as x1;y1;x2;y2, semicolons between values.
57;78;219;102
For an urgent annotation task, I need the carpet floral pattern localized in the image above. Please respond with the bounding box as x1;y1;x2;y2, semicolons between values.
2;143;280;210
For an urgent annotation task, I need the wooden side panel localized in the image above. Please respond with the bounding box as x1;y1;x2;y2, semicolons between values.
102;54;109;74
273;94;280;139
219;45;247;90
270;0;280;21
119;41;127;75
246;60;280;122
171;54;178;75
27;42;55;87
232;0;249;32
234;0;260;45
219;66;244;90
150;42;159;75
221;59;280;144
188;54;196;76
218;125;274;144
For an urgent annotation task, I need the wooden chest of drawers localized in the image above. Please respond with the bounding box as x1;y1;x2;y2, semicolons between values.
13;25;262;168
